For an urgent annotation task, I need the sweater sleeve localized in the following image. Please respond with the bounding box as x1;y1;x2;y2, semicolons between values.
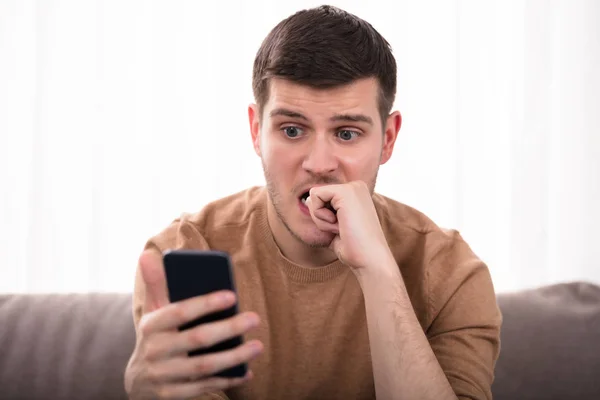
425;231;502;400
131;218;231;400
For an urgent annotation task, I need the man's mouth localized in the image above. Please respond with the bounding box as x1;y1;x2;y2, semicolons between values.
300;191;310;204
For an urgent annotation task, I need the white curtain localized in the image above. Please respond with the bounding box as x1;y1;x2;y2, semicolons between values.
1;0;599;294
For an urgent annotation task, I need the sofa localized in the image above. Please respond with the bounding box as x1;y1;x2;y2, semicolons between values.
1;281;599;400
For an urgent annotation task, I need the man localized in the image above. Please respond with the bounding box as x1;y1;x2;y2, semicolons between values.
124;5;502;400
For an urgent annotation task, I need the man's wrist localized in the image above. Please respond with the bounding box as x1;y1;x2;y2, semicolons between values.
354;247;400;284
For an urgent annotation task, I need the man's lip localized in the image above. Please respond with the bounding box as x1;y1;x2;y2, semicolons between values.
298;197;311;216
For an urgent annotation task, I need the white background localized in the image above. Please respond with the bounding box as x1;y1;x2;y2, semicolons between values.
1;0;599;293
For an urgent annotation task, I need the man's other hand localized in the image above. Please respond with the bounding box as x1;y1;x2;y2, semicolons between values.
124;250;263;399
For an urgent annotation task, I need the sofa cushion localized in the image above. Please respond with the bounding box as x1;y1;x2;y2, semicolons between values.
0;293;135;400
1;282;600;400
492;281;600;400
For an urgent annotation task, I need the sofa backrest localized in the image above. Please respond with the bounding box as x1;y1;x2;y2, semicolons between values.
1;282;599;400
492;281;600;400
0;293;134;400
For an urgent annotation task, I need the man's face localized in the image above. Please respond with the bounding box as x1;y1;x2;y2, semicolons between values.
249;77;401;248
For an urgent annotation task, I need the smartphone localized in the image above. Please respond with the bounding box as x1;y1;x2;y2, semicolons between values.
163;249;247;378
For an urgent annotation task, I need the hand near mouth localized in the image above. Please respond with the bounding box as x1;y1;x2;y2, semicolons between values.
324;201;337;215
304;181;393;272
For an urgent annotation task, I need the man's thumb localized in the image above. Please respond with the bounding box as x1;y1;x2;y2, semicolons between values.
139;249;169;313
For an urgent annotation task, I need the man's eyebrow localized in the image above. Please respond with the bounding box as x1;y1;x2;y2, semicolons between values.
330;113;373;125
269;108;309;120
269;108;373;126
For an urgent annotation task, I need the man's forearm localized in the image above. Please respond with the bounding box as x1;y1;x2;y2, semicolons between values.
356;256;457;400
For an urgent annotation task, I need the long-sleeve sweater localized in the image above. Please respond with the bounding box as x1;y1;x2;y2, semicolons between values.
132;186;502;400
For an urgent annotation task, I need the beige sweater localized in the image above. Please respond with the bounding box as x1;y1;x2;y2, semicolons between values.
132;186;502;400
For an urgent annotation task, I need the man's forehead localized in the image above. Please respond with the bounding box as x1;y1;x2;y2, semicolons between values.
265;77;380;117
268;77;379;97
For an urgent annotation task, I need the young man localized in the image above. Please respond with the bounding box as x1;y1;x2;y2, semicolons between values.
124;5;501;400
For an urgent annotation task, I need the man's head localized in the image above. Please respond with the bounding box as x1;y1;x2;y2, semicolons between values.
252;5;397;126
248;5;402;250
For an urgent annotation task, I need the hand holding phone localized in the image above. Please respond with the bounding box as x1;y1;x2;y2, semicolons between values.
124;249;263;400
163;250;250;377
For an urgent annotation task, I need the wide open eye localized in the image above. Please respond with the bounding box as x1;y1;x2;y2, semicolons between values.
283;126;304;138
337;130;360;141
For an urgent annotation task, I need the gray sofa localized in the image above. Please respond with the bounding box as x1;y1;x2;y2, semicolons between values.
1;281;599;400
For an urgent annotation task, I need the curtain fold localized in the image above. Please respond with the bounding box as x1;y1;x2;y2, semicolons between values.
1;0;598;293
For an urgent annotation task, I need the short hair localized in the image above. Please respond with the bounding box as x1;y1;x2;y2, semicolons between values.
252;5;397;126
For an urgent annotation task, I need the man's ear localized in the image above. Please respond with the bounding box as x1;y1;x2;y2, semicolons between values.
380;110;402;165
248;103;261;157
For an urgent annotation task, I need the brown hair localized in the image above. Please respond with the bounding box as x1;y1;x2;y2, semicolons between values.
252;5;397;126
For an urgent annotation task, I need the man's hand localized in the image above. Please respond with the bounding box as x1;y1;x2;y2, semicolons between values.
124;250;264;400
305;180;393;273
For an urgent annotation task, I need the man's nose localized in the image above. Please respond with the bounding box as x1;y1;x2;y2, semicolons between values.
301;136;338;175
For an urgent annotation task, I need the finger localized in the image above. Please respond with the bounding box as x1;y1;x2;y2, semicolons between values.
140;249;170;314
307;187;332;210
305;196;337;224
310;215;339;235
150;340;263;381
306;197;339;234
313;207;337;224
323;201;337;214
141;290;238;335
309;185;346;210
146;311;260;360
154;370;253;399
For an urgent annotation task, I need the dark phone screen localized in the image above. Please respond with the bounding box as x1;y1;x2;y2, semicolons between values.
163;250;247;378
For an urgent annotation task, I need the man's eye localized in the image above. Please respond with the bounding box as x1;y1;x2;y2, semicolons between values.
337;130;359;141
283;126;303;138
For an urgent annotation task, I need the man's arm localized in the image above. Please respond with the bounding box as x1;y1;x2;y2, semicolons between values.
305;182;501;399
356;248;501;400
356;256;457;400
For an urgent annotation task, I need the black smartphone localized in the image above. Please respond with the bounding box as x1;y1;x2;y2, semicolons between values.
163;249;247;378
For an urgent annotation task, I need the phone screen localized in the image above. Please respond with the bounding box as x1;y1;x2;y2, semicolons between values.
163;249;247;378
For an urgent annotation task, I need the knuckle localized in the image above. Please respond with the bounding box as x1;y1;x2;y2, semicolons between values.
190;327;210;347
173;303;190;324
143;340;160;361
193;357;214;376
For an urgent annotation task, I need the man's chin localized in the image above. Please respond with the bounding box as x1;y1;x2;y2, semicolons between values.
296;228;336;248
